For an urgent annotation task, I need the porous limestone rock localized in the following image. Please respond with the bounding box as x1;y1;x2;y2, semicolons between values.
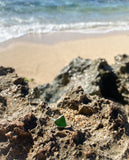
0;55;129;160
112;54;129;104
31;56;125;104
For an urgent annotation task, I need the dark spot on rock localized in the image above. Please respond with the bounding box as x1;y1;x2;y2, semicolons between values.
57;72;70;86
83;149;96;160
20;85;29;96
33;149;46;160
72;130;85;145
13;77;27;85
95;123;104;130
100;72;123;103
55;131;67;138
0;96;7;106
80;95;91;104
39;118;47;126
0;66;15;76
0;128;7;142
78;105;94;116
110;106;122;120
109;105;127;130
21;113;37;132
69;100;79;110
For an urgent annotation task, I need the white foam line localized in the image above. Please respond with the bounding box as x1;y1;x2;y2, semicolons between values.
0;21;129;43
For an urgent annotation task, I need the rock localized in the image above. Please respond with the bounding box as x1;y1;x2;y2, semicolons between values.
0;66;29;97
0;66;15;76
57;86;101;116
30;84;50;99
32;149;46;160
12;84;29;97
56;86;129;159
0;96;7;116
30;57;92;103
20;113;37;132
28;84;50;105
113;54;129;73
0;66;15;91
0;73;17;92
109;104;127;130
0;96;6;105
112;54;129;104
72;130;85;145
53;57;92;86
55;131;67;138
57;86;90;111
32;57;124;104
82;148;96;159
12;78;29;97
0;55;129;159
0;117;33;160
13;77;27;85
78;105;96;116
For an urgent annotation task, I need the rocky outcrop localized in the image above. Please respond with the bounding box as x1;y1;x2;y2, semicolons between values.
56;86;129;160
1;84;129;160
30;57;92;103
112;54;129;104
0;66;29;96
0;117;33;160
0;55;129;160
31;55;129;104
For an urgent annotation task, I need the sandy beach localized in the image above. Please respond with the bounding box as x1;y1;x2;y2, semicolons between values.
0;32;129;87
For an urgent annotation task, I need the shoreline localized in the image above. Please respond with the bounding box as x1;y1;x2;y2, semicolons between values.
1;30;129;48
0;31;129;87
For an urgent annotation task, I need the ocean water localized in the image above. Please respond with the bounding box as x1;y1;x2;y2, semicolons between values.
0;0;129;43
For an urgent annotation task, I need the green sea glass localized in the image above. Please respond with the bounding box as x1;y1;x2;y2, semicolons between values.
54;115;67;127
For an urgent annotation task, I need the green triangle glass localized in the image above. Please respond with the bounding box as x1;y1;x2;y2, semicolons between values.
54;115;67;127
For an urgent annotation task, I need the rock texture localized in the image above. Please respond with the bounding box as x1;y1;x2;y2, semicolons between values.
31;55;129;104
112;54;129;104
0;55;129;160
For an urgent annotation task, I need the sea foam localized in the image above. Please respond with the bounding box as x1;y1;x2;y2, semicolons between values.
1;0;129;43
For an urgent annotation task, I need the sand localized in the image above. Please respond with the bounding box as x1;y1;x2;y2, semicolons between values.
0;32;129;87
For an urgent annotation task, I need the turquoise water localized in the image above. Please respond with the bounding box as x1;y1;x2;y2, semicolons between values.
1;0;129;43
